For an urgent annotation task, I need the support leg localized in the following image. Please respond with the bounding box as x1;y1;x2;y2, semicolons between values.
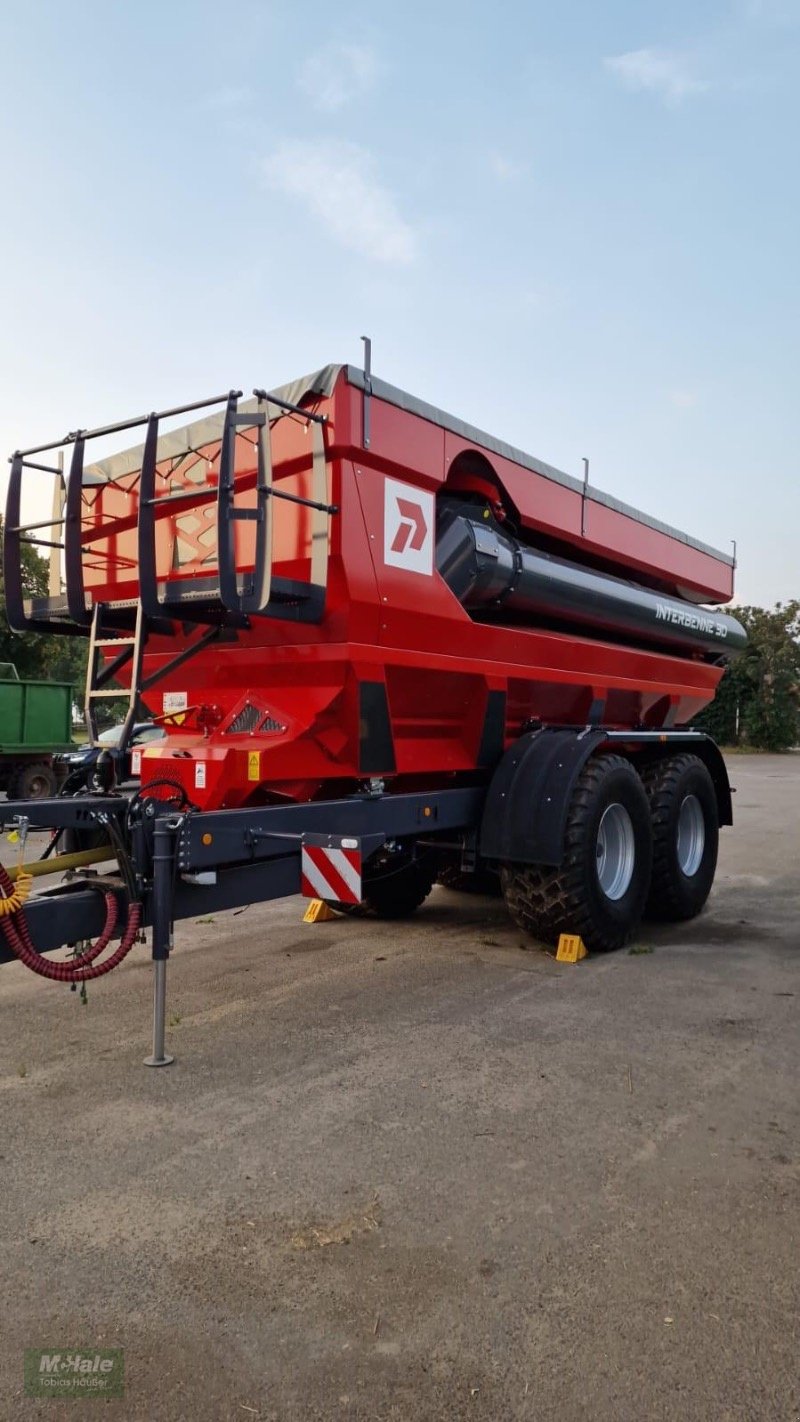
144;816;176;1068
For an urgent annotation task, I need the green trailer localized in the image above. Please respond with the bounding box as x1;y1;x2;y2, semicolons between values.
0;664;76;799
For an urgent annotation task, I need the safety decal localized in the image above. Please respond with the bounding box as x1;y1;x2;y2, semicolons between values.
300;843;363;905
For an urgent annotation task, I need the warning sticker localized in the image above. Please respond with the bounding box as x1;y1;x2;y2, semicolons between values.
163;690;188;727
247;751;261;782
131;749;142;777
194;762;206;789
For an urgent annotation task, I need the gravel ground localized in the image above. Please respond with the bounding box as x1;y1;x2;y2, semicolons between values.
0;754;798;1421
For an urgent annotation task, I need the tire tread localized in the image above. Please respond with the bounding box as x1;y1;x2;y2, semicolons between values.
641;753;717;921
502;754;648;952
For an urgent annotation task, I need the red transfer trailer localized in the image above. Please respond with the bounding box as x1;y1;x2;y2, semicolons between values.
0;353;745;1065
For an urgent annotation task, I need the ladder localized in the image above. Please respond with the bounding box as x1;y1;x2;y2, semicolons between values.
84;601;146;750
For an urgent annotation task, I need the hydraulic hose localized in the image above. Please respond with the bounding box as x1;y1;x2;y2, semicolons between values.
0;868;33;917
0;858;142;982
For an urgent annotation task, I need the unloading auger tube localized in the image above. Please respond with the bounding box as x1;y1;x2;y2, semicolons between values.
436;500;747;658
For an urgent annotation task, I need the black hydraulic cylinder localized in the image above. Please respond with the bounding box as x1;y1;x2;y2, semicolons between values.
436;503;747;658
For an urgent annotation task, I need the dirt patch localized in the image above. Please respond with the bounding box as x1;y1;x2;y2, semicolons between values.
291;1193;382;1250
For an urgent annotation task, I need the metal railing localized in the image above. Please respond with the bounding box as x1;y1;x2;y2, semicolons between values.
4;386;339;637
4;391;237;636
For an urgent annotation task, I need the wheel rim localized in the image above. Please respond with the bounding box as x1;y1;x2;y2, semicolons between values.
596;802;636;901
676;794;705;877
27;774;49;798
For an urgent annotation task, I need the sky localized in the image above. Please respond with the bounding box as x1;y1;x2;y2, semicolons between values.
0;0;798;606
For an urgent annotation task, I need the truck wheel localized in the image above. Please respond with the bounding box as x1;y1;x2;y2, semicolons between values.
328;855;436;920
642;754;719;921
7;761;57;800
501;754;652;952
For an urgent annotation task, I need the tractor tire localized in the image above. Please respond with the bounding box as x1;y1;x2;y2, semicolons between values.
436;857;502;896
328;855;436;920
501;754;652;952
7;760;57;801
641;754;719;922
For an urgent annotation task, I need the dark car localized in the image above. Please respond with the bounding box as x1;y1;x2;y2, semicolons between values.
57;721;166;791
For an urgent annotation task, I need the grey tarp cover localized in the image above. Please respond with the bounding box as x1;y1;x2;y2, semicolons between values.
83;365;342;485
84;362;733;569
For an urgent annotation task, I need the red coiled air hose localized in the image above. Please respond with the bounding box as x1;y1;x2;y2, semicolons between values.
0;860;142;982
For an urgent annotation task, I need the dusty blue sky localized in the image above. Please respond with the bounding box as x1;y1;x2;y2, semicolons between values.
0;0;797;605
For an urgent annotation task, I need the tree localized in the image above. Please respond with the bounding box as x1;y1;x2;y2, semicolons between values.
694;602;800;751
0;513;53;677
0;514;88;692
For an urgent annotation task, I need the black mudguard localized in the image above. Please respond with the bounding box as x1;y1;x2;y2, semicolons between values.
479;727;606;867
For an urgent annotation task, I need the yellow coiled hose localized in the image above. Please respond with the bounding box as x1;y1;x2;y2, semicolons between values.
0;869;33;916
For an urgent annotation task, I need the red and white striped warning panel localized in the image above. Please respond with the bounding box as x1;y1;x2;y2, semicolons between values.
300;841;363;905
